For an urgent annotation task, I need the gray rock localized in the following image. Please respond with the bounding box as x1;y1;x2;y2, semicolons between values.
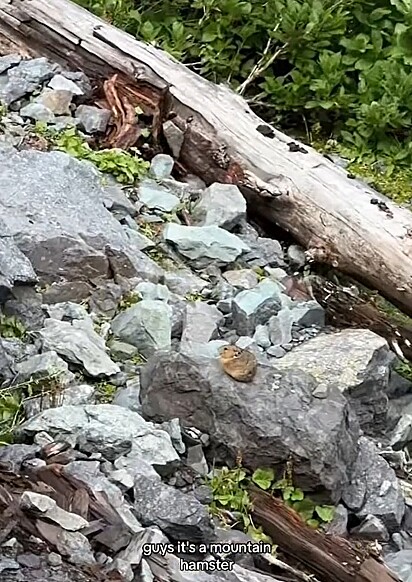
140;351;360;501
162;120;184;157
0;558;20;574
213;528;255;568
291;300;325;327
61;71;93;99
20;491;89;531
134;281;171;302
89;282;122;318
0;443;40;473
181;302;222;345
44;301;89;321
109;340;140;362
325;504;348;536
274;329;394;434
14;350;74;387
0;54;21;75
55;530;96;566
351;514;389;542
187;445;208;476
63;460;140;531
389;414;412;450
0;57;59;104
114;449;161;484
163;270;208;296
75;104;111;133
17;553;41;568
18;404;179;470
231;279;283;336
163;224;250;268
0;338;37;383
253;324;271;349
192;183;246;230
39;318;119;377
47;552;63;567
103;181;138;218
149;154;174;179
111;300;172;358
241;236;285;268
384;550;412;582
48;74;84;95
160;418;185;454
266;345;286;358
287;244;306;268
113;378;142;414
179;339;227;359
4;286;45;331
0;149;163;288
342;437;404;531
268;308;294;346
36;88;73;114
19;102;55;123
0;236;38;300
134;473;214;543
223;269;258;290
138;179;180;213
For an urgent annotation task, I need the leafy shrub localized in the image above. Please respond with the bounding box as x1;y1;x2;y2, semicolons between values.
34;124;149;184
75;0;412;182
209;462;335;543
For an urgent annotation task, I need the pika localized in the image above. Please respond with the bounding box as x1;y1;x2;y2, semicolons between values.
219;345;257;383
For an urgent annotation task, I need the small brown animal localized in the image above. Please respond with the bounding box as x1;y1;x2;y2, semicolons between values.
219;345;257;383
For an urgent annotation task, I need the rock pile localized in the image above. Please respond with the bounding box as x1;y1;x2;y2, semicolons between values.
0;53;412;582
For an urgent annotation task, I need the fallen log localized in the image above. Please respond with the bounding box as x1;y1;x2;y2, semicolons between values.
250;488;400;582
1;0;412;317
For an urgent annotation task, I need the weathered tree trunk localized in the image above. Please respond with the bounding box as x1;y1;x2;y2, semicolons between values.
251;488;400;582
0;0;412;317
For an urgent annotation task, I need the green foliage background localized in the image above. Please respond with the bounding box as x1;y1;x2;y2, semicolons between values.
75;0;412;198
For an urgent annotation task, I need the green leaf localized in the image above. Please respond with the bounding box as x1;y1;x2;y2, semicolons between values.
252;467;275;490
315;505;335;523
290;488;304;501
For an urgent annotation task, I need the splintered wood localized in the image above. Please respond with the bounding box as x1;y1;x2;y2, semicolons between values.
251;488;400;582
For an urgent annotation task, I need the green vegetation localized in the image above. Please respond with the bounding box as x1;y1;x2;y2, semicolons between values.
0;315;27;339
146;247;176;270
118;291;142;311
95;381;118;403
394;361;412;382
75;0;412;201
184;291;205;302
0;370;64;444
209;466;274;546
33;124;149;184
209;462;335;544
